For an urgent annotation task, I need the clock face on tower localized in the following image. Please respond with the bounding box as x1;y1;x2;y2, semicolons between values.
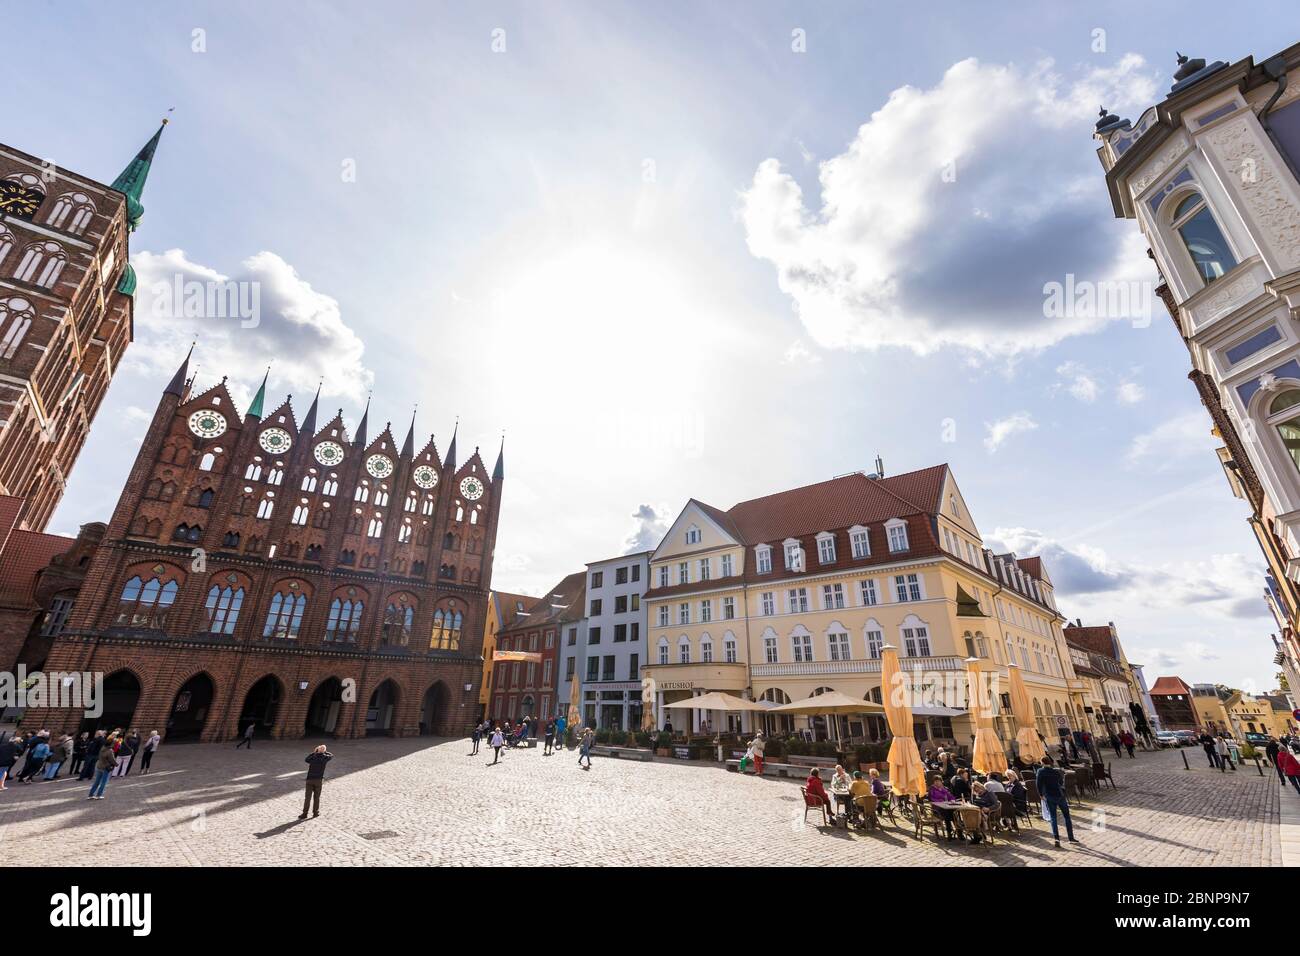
314;441;345;466
0;181;43;220
366;454;394;478
459;476;484;501
259;427;292;454
412;464;439;489
188;409;228;439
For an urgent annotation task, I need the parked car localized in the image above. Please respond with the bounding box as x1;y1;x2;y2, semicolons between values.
1244;732;1272;746
1173;730;1200;746
1154;731;1182;748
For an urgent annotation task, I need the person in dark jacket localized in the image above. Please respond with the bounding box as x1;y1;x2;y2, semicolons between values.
1036;756;1079;848
948;768;972;802
69;733;89;777
1199;732;1219;768
0;735;20;790
80;732;105;780
1267;738;1284;783
122;730;142;775
299;745;333;819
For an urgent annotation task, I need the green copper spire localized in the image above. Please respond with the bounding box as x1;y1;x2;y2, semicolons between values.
110;118;168;232
247;368;269;420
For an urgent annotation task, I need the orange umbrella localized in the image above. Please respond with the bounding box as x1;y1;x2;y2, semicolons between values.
966;658;1007;774
1007;663;1046;763
880;644;927;797
568;675;582;729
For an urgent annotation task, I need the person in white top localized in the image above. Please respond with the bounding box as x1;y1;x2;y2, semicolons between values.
489;727;506;765
983;772;1006;794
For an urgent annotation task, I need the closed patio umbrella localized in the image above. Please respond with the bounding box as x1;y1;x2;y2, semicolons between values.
880;644;926;797
1007;663;1046;763
966;658;1007;774
567;676;582;729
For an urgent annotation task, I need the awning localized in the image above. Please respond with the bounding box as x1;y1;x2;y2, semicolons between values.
955;584;986;617
911;705;968;718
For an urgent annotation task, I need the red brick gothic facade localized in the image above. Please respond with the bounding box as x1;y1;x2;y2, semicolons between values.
23;352;504;742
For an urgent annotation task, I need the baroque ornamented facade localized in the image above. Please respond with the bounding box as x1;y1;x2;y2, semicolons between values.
1095;44;1300;695
22;351;504;741
0;125;164;532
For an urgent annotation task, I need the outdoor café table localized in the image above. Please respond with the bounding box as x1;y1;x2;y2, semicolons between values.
831;786;853;822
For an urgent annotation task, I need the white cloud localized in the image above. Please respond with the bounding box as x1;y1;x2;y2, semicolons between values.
129;248;373;410
1056;361;1099;403
1125;411;1216;469
782;340;820;364
625;504;670;553
983;412;1037;453
1116;381;1146;405
739;55;1160;357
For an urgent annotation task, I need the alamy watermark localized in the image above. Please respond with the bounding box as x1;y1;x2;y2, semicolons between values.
0;666;103;717
150;274;260;328
1043;274;1155;328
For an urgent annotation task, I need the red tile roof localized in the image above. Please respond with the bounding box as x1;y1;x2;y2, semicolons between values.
1149;676;1192;697
499;571;586;634
1016;556;1044;579
1063;624;1118;659
0;529;75;606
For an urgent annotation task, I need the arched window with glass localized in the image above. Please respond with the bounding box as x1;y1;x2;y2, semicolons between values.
262;589;307;639
114;574;180;628
382;601;414;646
1169;192;1236;284
325;598;364;642
204;584;245;634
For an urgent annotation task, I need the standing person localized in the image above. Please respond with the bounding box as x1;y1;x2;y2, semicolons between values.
112;734;134;777
1226;735;1242;768
123;730;142;775
1121;730;1136;759
140;731;161;774
17;735;50;783
578;726;594;769
543;720;555;756
1267;738;1285;784
1036;756;1079;849
1215;734;1235;771
663;719;674;736
236;722;256;749
750;731;766;776
1279;748;1300;796
298;745;332;819
87;739;118;799
41;735;67;780
470;722;482;756
79;731;105;781
555;714;568;751
0;734;20;790
1108;732;1123;759
69;733;88;778
1200;731;1219;768
489;726;505;765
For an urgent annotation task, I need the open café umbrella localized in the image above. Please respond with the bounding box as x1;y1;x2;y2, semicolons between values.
965;658;1007;774
1007;663;1046;763
662;691;767;712
880;644;927;797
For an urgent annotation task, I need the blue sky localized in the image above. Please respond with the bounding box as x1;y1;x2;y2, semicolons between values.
13;1;1295;689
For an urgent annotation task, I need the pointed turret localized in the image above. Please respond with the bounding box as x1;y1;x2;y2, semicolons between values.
444;419;458;471
401;409;417;458
493;436;505;482
111;119;168;232
163;343;193;397
247;368;270;420
353;395;371;448
300;382;322;436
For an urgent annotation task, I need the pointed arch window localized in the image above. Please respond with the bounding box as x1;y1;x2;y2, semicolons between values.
397;522;412;543
301;474;318;492
382;602;414;646
15;240;66;288
404;492;417;512
48;192;96;235
374;488;389;506
199;452;217;471
324;597;364;642
114;574;179;628
0;297;34;360
256;496;274;519
322;478;337;496
291;505;309;526
354;484;369;502
430;607;464;651
204;584;245;634
421;496;434;515
244;463;262;481
267;468;284;486
263;589;307;639
367;517;383;538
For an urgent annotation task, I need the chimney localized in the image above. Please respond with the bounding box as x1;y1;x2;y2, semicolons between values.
875;454;884;478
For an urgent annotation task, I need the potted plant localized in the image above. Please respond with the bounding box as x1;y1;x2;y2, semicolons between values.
654;731;672;757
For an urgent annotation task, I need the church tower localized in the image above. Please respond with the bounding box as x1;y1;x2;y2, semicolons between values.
0;120;167;530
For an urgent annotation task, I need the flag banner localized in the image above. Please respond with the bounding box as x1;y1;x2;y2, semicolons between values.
493;650;543;663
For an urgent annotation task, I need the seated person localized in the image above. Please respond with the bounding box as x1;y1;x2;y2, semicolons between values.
868;767;889;799
969;782;998;843
983;771;1007;794
805;768;832;816
1006;773;1029;815
948;768;972;802
830;763;851;791
848;771;872;822
923;749;940;771
927;774;957;839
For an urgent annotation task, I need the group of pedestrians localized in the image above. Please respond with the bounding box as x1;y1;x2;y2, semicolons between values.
473;715;594;768
0;727;161;799
1265;734;1300;794
1198;731;1244;770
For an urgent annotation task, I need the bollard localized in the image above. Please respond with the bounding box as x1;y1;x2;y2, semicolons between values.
1181;749;1190;771
1255;756;1264;777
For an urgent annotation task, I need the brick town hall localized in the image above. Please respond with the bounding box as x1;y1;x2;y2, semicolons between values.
0;125;504;741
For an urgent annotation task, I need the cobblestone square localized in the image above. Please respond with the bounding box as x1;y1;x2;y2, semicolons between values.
0;740;1287;867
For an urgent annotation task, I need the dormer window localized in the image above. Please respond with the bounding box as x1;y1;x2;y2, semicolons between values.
885;519;909;553
755;545;772;574
849;525;870;559
816;532;836;564
783;538;804;571
1170;192;1236;284
685;525;702;545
